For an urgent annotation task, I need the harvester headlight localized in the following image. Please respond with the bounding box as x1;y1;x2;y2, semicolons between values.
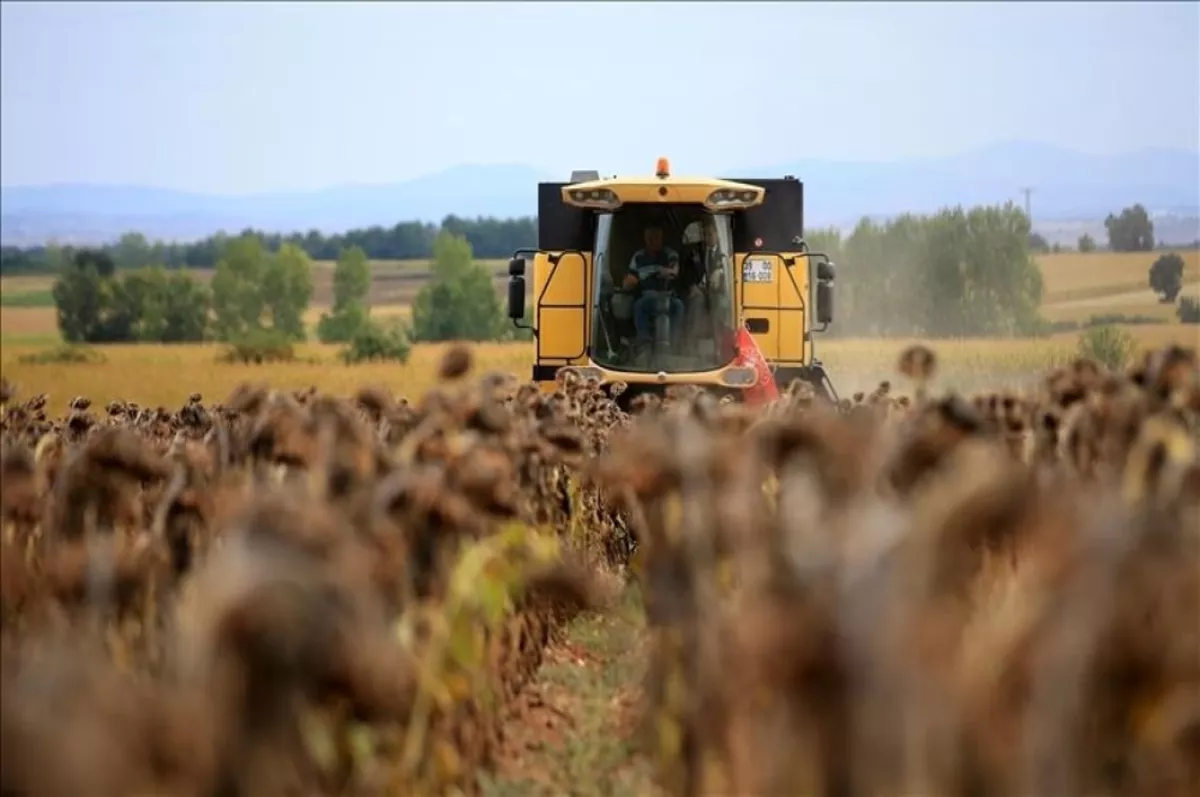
721;366;759;387
567;188;621;209
556;365;605;385
706;189;736;206
704;188;760;210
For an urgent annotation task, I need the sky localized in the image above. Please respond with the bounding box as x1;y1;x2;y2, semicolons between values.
1;1;1197;194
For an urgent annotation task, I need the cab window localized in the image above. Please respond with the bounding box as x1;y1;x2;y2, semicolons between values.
590;203;736;373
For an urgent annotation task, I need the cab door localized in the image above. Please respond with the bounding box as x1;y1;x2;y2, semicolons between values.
533;250;591;362
728;177;809;365
534;182;592;364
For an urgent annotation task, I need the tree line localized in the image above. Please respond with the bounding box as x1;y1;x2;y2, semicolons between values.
0;215;537;275
3;201;1186;278
50;230;519;361
805;203;1047;338
35;201;1067;351
24;199;1195;347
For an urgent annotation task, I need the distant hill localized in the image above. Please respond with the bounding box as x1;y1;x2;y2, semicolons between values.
2;142;1197;246
0;163;557;246
736;141;1199;221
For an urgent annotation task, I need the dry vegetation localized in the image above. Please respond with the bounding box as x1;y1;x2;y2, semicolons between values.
1038;250;1200;325
0;345;628;797
3;329;1199;418
0;342;533;416
1038;250;1200;304
2;335;1198;797
592;342;1200;797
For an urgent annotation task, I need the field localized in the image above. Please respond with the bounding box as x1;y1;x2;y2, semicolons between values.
2;328;1199;416
0;258;508;310
1038;249;1200;323
1;336;1197;796
3;250;1197;348
0;258;510;345
0;232;1197;797
0;341;530;414
3;249;1197;417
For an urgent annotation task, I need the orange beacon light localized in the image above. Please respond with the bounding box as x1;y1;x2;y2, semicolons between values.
655;157;670;178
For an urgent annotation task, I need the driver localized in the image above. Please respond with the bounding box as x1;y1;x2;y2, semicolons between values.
623;222;684;349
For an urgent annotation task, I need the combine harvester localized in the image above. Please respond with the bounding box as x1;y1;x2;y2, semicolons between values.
506;158;839;407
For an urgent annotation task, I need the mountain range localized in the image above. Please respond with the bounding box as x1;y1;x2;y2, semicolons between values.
2;141;1197;247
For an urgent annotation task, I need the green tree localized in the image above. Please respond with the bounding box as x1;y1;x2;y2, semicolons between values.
1078;233;1097;252
50;248;134;342
210;236;311;342
56;264;210;344
332;245;371;308
1148;252;1186;302
960;203;1044;336
410;231;505;342
340;317;412;364
824;203;1043;338
317;302;369;344
114;232;152;269
211;234;270;341
1078;325;1134;371
1177;296;1200;324
52;258;104;343
803;227;843;261
842;214;927;337
119;266;169;341
74;248;116;279
3;215;539;273
317;245;372;343
262;242;314;342
1104;204;1155;252
160;271;211;341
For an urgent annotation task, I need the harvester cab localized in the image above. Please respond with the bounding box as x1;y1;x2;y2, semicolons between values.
506;158;839;406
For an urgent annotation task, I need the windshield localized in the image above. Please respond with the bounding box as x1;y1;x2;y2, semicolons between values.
591;204;736;373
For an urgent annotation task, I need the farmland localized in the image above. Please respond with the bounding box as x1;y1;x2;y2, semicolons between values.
1038;249;1200;324
2;247;1197;414
1;239;1199;795
1;336;1197;796
0;329;1195;417
3;249;1199;345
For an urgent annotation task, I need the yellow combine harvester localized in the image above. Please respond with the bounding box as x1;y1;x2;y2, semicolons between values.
506;158;839;406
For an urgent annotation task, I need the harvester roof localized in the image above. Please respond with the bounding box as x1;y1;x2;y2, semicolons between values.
560;158;766;210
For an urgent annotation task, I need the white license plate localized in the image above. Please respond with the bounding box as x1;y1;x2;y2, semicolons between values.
743;257;774;283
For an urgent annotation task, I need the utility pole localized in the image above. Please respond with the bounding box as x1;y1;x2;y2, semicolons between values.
1019;186;1034;224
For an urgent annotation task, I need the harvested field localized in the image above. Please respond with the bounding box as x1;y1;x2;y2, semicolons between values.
1036;249;1200;304
1;337;1198;797
0;307;61;337
1041;286;1200;325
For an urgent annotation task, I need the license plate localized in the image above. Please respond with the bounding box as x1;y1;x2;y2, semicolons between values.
743;257;774;283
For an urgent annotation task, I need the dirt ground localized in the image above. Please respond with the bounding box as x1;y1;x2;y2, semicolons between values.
480;583;660;797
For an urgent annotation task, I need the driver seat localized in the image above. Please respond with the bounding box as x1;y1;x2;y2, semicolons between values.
605;231;638;324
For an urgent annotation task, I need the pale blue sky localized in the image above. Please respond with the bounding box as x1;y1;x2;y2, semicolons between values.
2;1;1197;194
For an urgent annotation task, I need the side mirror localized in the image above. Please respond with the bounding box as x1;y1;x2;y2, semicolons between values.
507;276;527;321
816;259;836;282
816;281;833;325
508;257;526;277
